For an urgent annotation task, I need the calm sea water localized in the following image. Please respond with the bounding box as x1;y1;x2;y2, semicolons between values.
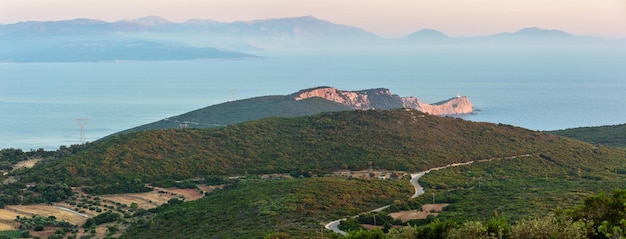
1;45;625;150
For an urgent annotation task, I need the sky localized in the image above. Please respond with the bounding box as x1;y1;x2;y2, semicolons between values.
0;0;625;38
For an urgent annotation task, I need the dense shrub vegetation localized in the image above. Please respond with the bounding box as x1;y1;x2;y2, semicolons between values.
121;177;412;239
13;109;579;194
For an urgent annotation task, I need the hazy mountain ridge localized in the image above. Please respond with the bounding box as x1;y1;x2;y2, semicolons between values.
1;16;619;61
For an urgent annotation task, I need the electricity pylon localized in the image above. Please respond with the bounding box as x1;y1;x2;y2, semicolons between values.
76;118;89;144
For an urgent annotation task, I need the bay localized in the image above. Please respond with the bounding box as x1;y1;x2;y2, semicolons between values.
1;44;625;150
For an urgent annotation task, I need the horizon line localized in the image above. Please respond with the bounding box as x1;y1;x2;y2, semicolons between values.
0;15;622;39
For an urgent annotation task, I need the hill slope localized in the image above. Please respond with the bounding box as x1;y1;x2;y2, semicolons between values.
22;109;587;188
121;177;413;239
547;124;626;148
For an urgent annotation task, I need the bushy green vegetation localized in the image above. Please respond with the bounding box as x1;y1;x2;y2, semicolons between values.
15;109;568;193
416;147;626;223
369;189;626;239
0;230;29;239
0;143;95;207
547;123;626;148
0;182;73;207
15;215;73;230
82;211;120;228
121;177;413;239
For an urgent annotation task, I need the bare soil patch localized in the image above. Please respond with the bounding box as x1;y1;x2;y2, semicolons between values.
99;187;204;210
389;203;449;222
197;185;224;194
100;192;163;209
166;188;204;201
12;158;43;171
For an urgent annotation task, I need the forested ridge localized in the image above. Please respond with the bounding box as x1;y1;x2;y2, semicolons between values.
20;109;569;189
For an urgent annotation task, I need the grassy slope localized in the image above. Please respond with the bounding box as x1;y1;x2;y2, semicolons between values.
115;95;352;135
121;177;413;239
23;109;563;187
547;124;626;148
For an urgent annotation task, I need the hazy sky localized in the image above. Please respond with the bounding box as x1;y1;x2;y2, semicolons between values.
1;0;625;38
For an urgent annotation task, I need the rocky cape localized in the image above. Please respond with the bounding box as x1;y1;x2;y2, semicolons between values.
113;86;474;136
293;87;474;115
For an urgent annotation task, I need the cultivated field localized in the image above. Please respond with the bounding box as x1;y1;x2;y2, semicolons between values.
0;209;26;230
99;187;204;210
389;204;449;222
100;192;165;209
5;205;89;225
166;188;204;201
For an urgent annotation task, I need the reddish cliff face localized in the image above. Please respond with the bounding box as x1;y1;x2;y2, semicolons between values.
294;87;377;109
401;96;474;115
293;87;474;115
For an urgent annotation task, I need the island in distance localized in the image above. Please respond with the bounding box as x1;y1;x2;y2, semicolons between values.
115;86;474;135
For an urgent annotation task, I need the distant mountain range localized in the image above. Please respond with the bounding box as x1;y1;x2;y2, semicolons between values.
1;15;622;62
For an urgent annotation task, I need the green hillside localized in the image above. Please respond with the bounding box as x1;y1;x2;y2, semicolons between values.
116;95;352;135
121;177;413;239
22;109;563;188
417;151;626;222
547;124;626;148
3;109;626;238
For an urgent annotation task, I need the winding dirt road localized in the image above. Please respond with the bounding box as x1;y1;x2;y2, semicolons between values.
324;154;531;235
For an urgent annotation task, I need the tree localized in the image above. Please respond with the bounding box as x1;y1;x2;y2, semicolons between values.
107;225;119;235
570;189;626;238
510;215;588;239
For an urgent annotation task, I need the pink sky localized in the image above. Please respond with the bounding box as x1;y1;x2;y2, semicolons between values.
1;0;625;38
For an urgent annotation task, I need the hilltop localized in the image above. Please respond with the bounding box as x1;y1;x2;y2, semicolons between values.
547;123;626;148
116;86;474;135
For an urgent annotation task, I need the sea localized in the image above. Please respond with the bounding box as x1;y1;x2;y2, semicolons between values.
1;44;625;150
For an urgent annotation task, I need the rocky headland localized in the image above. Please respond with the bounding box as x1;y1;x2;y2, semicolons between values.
292;86;474;115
